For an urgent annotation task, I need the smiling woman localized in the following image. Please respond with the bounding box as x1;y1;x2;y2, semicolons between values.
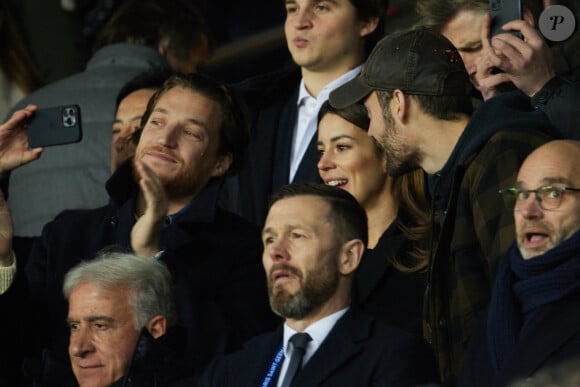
317;100;431;335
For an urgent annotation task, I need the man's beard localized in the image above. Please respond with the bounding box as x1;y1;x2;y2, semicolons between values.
378;114;422;177
382;137;423;177
268;256;340;320
132;148;200;199
378;129;423;176
517;220;580;259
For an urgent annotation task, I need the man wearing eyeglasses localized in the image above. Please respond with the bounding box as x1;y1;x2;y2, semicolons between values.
460;140;580;387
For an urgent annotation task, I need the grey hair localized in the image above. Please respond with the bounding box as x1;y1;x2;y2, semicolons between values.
63;251;177;329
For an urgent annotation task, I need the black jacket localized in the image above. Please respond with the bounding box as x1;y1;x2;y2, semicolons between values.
354;223;426;336
111;327;196;387
199;308;439;387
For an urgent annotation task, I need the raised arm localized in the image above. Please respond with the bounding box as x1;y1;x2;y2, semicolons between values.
0;105;43;268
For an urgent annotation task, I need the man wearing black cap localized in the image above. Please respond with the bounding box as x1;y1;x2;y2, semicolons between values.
330;27;556;386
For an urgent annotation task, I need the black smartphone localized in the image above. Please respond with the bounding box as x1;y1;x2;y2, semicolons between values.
26;105;83;148
489;0;523;38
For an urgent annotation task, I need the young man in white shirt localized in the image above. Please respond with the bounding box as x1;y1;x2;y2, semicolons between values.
226;0;387;226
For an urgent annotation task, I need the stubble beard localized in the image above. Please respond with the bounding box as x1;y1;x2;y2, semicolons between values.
517;219;580;259
132;148;200;199
268;258;340;320
378;114;422;177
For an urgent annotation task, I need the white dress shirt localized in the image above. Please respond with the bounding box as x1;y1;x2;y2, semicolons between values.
276;307;349;387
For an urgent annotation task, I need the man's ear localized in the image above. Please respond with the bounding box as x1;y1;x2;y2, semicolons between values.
392;89;408;124
211;152;233;177
338;239;365;275
360;16;380;38
146;315;167;339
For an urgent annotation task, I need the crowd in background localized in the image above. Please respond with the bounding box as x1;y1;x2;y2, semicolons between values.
0;0;578;386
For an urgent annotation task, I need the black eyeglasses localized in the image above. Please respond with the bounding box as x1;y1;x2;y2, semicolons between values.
499;185;580;211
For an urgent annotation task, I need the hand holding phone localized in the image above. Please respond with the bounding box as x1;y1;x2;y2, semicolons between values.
26;105;83;148
489;0;523;38
0;106;43;173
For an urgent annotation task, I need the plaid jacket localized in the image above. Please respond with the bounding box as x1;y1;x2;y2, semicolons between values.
423;92;556;386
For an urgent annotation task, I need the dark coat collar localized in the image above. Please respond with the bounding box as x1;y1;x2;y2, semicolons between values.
112;326;194;387
355;224;404;303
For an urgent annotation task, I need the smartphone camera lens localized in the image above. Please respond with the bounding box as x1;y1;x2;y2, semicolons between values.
62;107;77;127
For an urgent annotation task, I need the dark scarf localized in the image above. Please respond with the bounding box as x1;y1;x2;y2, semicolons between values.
487;229;580;371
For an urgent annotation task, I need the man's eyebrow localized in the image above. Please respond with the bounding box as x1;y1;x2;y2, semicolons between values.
515;177;574;188
542;177;575;186
456;40;482;49
262;226;275;237
152;107;210;131
114;114;143;124
86;316;115;323
262;224;311;236
66;315;114;324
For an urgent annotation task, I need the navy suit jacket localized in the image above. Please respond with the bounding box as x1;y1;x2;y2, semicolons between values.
199;308;439;387
460;292;580;387
226;66;322;226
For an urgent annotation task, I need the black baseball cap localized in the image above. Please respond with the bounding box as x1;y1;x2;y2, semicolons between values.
330;27;472;109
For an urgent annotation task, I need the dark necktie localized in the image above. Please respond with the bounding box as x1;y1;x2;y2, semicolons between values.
280;332;312;387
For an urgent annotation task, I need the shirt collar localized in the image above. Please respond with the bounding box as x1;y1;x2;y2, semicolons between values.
296;66;362;107
282;307;349;357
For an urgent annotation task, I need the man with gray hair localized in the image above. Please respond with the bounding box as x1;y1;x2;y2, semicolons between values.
64;251;193;387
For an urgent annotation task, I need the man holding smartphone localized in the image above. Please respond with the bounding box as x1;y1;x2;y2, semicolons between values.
416;0;580;141
0;74;278;386
5;0;211;238
415;0;545;100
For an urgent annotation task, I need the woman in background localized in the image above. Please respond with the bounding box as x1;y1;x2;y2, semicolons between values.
0;0;44;119
317;100;431;335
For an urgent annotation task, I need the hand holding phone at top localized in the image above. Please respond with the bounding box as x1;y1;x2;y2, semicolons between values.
488;19;556;96
473;13;514;101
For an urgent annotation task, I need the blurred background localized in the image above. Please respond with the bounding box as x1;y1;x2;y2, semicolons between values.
2;0;419;85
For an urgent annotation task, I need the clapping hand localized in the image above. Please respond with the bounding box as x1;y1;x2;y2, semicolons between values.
131;160;168;257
